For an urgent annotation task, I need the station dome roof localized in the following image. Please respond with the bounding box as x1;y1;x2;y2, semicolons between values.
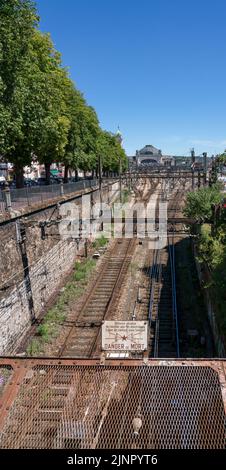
139;145;161;155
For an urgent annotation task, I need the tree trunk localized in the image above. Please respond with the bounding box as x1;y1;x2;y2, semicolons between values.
64;165;69;183
84;171;87;179
45;162;51;185
91;169;95;179
75;168;78;181
15;165;24;188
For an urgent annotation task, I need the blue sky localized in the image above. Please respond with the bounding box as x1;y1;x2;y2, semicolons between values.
36;0;226;157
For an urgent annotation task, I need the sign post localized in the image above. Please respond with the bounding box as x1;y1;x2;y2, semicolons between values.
102;321;148;352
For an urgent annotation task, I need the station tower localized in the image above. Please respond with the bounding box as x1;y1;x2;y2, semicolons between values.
116;126;123;146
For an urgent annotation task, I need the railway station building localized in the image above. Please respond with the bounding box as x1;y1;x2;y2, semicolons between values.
128;145;175;168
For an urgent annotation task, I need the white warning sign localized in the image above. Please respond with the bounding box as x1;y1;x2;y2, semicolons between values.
102;321;148;351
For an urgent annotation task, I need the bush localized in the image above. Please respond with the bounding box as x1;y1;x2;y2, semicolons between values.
92;235;108;249
183;185;222;222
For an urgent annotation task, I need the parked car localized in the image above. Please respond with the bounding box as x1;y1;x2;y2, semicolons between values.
50;177;63;184
24;178;38;187
8;181;16;188
37;178;48;186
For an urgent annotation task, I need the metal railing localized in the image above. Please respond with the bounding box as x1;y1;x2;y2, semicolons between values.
0;190;6;214
0;179;99;215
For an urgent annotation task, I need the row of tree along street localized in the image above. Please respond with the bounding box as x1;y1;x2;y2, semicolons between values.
0;0;128;187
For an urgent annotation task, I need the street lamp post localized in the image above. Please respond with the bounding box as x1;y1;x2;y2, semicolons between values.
116;127;123;204
202;152;207;185
119;152;122;204
98;154;103;234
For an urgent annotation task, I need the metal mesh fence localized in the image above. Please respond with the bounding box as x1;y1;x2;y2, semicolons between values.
0;180;99;214
0;361;225;449
63;181;85;195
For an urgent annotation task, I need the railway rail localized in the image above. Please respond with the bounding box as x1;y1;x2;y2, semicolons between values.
59;238;136;357
18;181;185;360
148;188;182;357
58;180;158;358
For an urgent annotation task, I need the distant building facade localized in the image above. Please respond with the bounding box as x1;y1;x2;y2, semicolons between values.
128;145;175;168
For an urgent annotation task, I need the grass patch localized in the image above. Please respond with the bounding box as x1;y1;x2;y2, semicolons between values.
121;189;131;204
114;189;132;205
26;339;42;356
26;255;99;356
37;322;58;342
73;270;86;282
92;235;108;249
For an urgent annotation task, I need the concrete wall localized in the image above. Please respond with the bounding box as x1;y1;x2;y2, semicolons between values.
0;181;120;354
0;240;77;353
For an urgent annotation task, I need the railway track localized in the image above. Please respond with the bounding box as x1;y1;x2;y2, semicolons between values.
59;238;136;357
148;188;182;357
42;184;184;359
152;237;179;357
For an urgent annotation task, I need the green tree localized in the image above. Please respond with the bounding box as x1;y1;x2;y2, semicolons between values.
0;0;39;186
183;185;222;223
216;151;226;166
31;30;71;184
0;1;70;186
76;104;100;176
0;0;128;187
97;130;128;176
62;85;100;181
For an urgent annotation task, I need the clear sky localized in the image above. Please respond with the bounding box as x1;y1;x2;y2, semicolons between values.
36;0;226;157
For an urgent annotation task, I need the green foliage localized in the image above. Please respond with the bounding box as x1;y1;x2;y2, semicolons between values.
74;258;96;276
26;339;42;356
0;0;39;174
121;189;131;204
45;307;65;324
114;188;131;205
198;224;225;269
26;255;97;354
96;130;128;174
183;185;222;222
185;183;226;339
73;270;86;282
27;30;71;182
92;235;108;249
37;323;54;341
0;0;128;186
216;151;226;166
196;220;226;338
63;86;99;174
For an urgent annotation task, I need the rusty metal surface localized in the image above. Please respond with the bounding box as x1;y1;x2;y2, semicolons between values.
0;358;225;449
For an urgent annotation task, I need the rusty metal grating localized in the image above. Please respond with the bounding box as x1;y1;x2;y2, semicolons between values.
0;361;225;449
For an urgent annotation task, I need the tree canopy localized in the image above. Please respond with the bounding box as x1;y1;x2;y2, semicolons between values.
183;185;222;223
216;151;226;167
0;0;127;186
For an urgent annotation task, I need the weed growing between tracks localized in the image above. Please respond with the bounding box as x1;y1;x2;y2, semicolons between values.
92;234;108;249
115;189;132;205
121;189;131;204
26;236;108;356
